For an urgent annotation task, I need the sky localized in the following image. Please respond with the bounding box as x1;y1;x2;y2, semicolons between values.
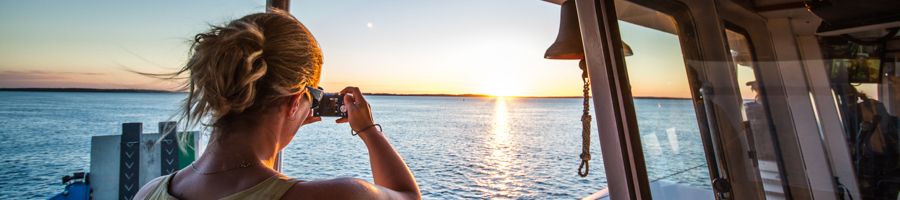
0;0;699;98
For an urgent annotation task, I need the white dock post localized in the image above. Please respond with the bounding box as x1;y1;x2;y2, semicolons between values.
89;122;198;200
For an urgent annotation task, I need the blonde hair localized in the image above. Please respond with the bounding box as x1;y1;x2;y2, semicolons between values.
162;10;322;129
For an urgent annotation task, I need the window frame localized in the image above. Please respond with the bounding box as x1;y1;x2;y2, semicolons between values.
578;0;753;198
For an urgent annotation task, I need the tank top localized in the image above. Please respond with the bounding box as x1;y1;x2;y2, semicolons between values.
145;172;299;200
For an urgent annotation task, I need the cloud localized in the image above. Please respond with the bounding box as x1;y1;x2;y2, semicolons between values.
0;69;183;90
0;70;103;80
0;70;109;88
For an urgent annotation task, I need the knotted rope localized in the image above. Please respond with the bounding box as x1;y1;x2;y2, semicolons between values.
578;59;593;177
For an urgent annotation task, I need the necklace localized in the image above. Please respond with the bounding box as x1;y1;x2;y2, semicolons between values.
190;160;261;175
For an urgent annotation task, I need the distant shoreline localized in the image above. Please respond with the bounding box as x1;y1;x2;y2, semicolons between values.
0;88;691;100
0;88;177;93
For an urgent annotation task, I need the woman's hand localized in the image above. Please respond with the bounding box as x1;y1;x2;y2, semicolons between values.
327;87;420;200
302;110;321;126
335;86;376;131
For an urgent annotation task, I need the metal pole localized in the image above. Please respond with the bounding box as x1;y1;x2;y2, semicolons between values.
265;0;291;172
267;0;290;12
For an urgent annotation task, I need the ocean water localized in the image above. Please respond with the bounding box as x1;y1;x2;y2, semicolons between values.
0;91;710;199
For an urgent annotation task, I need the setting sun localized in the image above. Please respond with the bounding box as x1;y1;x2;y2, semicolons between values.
479;75;524;97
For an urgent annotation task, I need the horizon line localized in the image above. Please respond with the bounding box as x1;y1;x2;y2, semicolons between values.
0;87;694;100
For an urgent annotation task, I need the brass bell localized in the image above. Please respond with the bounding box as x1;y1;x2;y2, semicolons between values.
624;42;633;56
545;0;584;60
545;0;633;60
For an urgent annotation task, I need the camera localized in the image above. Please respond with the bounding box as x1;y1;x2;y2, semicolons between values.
313;93;347;117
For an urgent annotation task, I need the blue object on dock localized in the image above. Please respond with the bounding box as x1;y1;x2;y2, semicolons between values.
50;121;199;199
49;172;91;200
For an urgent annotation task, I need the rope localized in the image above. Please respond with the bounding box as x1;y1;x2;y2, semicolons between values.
572;59;701;181
572;59;706;181
578;59;593;177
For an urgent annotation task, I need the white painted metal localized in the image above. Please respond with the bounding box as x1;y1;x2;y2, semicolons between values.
615;3;677;34
583;187;610;200
717;1;804;199
796;35;862;200
583;182;715;200
680;0;767;199
766;17;838;200
818;21;900;36
543;0;566;5
138;134;162;186
89;133;199;200
90;135;121;200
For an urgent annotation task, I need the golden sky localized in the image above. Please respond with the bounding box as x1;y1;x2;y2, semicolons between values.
0;0;712;98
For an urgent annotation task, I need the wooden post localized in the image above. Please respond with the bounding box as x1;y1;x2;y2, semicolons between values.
120;123;141;200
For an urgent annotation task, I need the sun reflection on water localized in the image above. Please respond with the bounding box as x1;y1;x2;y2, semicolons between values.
493;97;510;143
473;96;526;198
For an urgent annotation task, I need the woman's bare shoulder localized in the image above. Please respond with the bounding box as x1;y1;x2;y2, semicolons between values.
281;178;382;199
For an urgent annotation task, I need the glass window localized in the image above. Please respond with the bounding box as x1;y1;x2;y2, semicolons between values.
822;34;900;199
616;2;715;199
725;27;788;199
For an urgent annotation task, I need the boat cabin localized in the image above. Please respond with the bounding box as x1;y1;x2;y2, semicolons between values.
538;0;900;199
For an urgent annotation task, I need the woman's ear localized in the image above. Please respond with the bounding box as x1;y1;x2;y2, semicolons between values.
287;93;303;119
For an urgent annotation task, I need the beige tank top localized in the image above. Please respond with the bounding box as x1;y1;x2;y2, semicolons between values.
145;172;299;200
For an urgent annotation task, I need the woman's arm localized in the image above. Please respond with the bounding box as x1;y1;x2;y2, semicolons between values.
358;127;419;198
338;86;420;199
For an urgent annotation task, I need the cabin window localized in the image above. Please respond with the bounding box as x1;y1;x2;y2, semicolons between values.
821;32;900;199
724;26;789;199
616;2;715;198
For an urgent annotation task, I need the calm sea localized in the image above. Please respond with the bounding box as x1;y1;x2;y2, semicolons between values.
0;91;710;199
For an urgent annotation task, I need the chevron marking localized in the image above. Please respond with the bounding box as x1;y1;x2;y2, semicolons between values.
125;162;134;169
125;151;134;158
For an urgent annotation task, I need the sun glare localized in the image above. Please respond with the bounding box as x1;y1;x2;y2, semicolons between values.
480;75;523;97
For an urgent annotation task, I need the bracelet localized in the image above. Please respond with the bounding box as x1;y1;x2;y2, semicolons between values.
352;124;381;136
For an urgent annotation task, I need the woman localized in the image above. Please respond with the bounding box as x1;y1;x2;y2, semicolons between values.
134;10;420;200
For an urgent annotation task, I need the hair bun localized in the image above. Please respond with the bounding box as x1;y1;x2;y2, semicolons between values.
190;19;270;120
161;11;323;128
